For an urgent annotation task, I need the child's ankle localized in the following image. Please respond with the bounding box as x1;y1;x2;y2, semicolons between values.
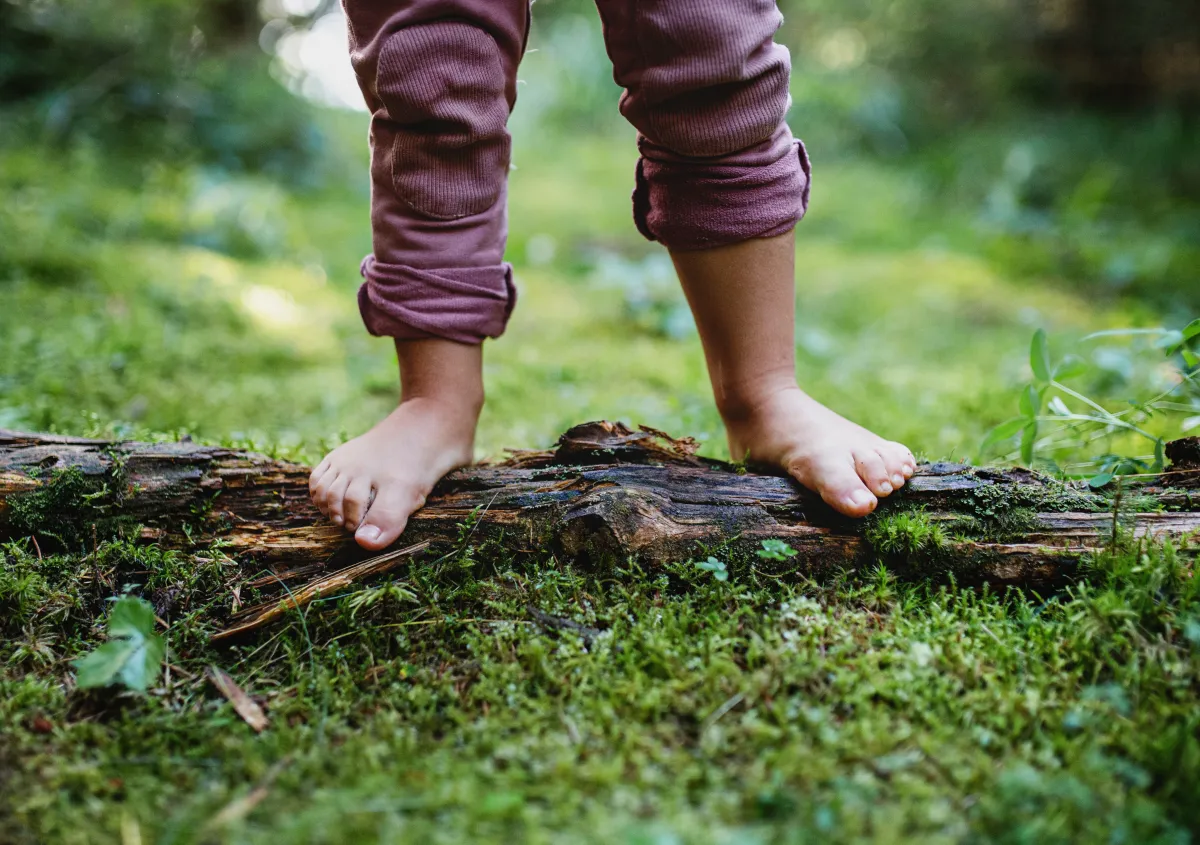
399;388;485;423
393;337;486;424
713;375;801;425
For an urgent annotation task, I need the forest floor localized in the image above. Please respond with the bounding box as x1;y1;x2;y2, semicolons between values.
1;107;1198;843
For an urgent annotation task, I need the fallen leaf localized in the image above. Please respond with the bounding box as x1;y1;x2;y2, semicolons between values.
207;667;269;732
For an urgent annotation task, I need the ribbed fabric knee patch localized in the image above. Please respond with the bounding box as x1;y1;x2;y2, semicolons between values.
627;0;791;157
377;22;510;220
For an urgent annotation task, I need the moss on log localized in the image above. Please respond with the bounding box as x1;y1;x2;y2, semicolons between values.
2;424;1198;601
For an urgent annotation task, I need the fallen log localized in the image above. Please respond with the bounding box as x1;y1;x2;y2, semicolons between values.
2;423;1198;616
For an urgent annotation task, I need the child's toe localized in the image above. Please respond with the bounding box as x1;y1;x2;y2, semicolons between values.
875;448;908;490
324;474;352;527
789;454;878;517
308;459;332;492
853;449;894;497
354;485;414;551
824;481;878;517
878;441;916;480
342;478;374;530
310;470;340;518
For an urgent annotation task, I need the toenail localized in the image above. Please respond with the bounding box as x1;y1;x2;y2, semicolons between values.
850;491;875;509
358;525;381;543
878;482;893;495
332;515;343;526
892;474;904;487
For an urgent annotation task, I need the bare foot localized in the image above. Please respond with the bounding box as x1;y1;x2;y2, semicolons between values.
309;396;479;550
722;385;916;517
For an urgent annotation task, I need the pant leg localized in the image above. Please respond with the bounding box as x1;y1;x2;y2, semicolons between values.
343;0;530;343
593;0;810;251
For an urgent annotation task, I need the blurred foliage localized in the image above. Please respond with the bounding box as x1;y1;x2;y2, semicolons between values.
519;1;1200;311
774;0;1200;119
0;0;324;179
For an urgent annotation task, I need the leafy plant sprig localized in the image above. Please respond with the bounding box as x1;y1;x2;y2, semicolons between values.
983;321;1199;486
694;557;729;582
756;539;798;561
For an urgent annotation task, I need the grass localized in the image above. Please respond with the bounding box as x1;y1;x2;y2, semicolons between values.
2;61;1199;843
2;533;1198;843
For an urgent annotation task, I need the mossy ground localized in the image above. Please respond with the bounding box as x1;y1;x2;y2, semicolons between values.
2;531;1198;844
2;53;1199;845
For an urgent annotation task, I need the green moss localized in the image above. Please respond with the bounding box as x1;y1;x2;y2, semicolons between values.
4;535;1198;843
958;504;1040;543
947;480;1105;543
3;464;133;549
968;479;1102;517
864;508;949;567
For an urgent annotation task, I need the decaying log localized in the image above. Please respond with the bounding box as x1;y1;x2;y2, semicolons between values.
2;423;1199;622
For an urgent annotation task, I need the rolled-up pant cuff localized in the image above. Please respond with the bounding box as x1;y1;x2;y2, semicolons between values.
357;255;517;344
633;136;812;252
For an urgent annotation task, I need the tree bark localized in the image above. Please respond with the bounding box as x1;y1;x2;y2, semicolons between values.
2;422;1198;605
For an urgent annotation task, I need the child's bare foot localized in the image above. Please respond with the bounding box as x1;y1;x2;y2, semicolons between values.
309;398;479;550
309;338;484;551
722;384;916;518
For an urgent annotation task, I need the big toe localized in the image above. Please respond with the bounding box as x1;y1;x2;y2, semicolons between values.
853;448;896;498
790;454;878;518
354;484;421;551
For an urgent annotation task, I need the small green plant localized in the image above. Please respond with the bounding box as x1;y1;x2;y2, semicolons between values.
342;580;419;621
694;556;729;582
72;595;165;692
865;510;948;558
756;539;798;561
983;322;1199;485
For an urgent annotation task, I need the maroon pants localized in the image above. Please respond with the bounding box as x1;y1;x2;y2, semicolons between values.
346;0;811;344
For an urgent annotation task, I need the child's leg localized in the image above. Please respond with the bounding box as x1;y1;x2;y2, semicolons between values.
671;235;915;516
595;0;914;516
312;0;529;550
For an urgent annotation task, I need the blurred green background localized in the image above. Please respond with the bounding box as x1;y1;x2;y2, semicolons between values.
1;0;1198;464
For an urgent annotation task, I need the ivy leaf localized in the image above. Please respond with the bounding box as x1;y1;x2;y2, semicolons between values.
1087;471;1115;489
756;539;798;561
1030;329;1052;384
73;596;165;692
